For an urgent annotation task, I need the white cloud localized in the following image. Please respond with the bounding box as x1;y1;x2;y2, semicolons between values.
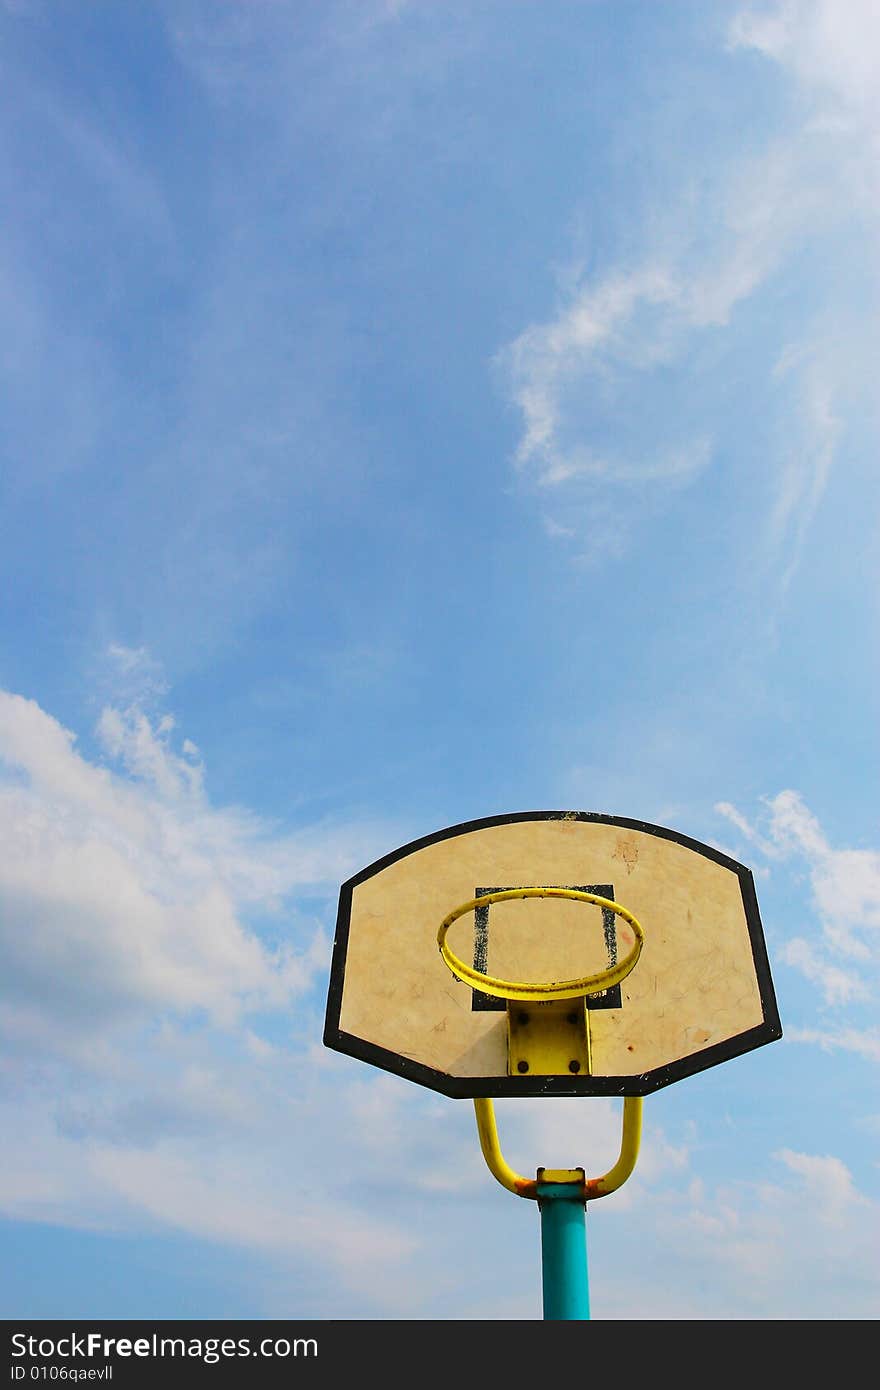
784;1024;880;1062
774;1148;866;1222
0;680;432;1310
0;1079;423;1314
730;2;880;144
96;704;204;803
716;790;880;1007
780;938;868;1006
763;787;828;858
599;1147;880;1318
766;791;880;962
494;120;830;505
0;687;387;1053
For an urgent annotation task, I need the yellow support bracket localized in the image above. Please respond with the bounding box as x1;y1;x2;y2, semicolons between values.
472;1095;643;1202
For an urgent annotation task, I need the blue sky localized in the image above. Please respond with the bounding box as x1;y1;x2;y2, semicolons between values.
1;0;878;1321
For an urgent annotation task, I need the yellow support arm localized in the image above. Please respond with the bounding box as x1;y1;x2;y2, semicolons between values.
473;1096;539;1199
583;1095;642;1199
473;1095;642;1202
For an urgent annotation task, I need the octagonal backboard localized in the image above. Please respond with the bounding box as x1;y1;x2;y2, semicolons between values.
323;811;782;1098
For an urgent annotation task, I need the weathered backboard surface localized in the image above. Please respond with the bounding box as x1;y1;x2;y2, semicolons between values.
323;812;782;1097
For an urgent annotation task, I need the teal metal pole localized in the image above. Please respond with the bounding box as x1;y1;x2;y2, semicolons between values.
537;1180;590;1320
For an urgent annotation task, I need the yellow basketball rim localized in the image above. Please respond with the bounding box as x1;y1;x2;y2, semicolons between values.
437;886;645;1002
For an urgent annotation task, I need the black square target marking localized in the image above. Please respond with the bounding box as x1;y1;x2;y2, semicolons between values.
470;885;622;1012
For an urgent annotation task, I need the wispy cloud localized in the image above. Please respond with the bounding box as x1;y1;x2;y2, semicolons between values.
768;350;841;591
496;0;879;593
94;644;170;712
494;131;820;500
729;2;880;158
728;0;880;594
499;265;677;477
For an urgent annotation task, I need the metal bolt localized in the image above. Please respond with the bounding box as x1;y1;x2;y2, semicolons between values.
568;1060;581;1073
517;1060;529;1073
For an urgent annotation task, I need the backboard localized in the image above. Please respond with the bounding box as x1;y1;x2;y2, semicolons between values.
323;811;782;1098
